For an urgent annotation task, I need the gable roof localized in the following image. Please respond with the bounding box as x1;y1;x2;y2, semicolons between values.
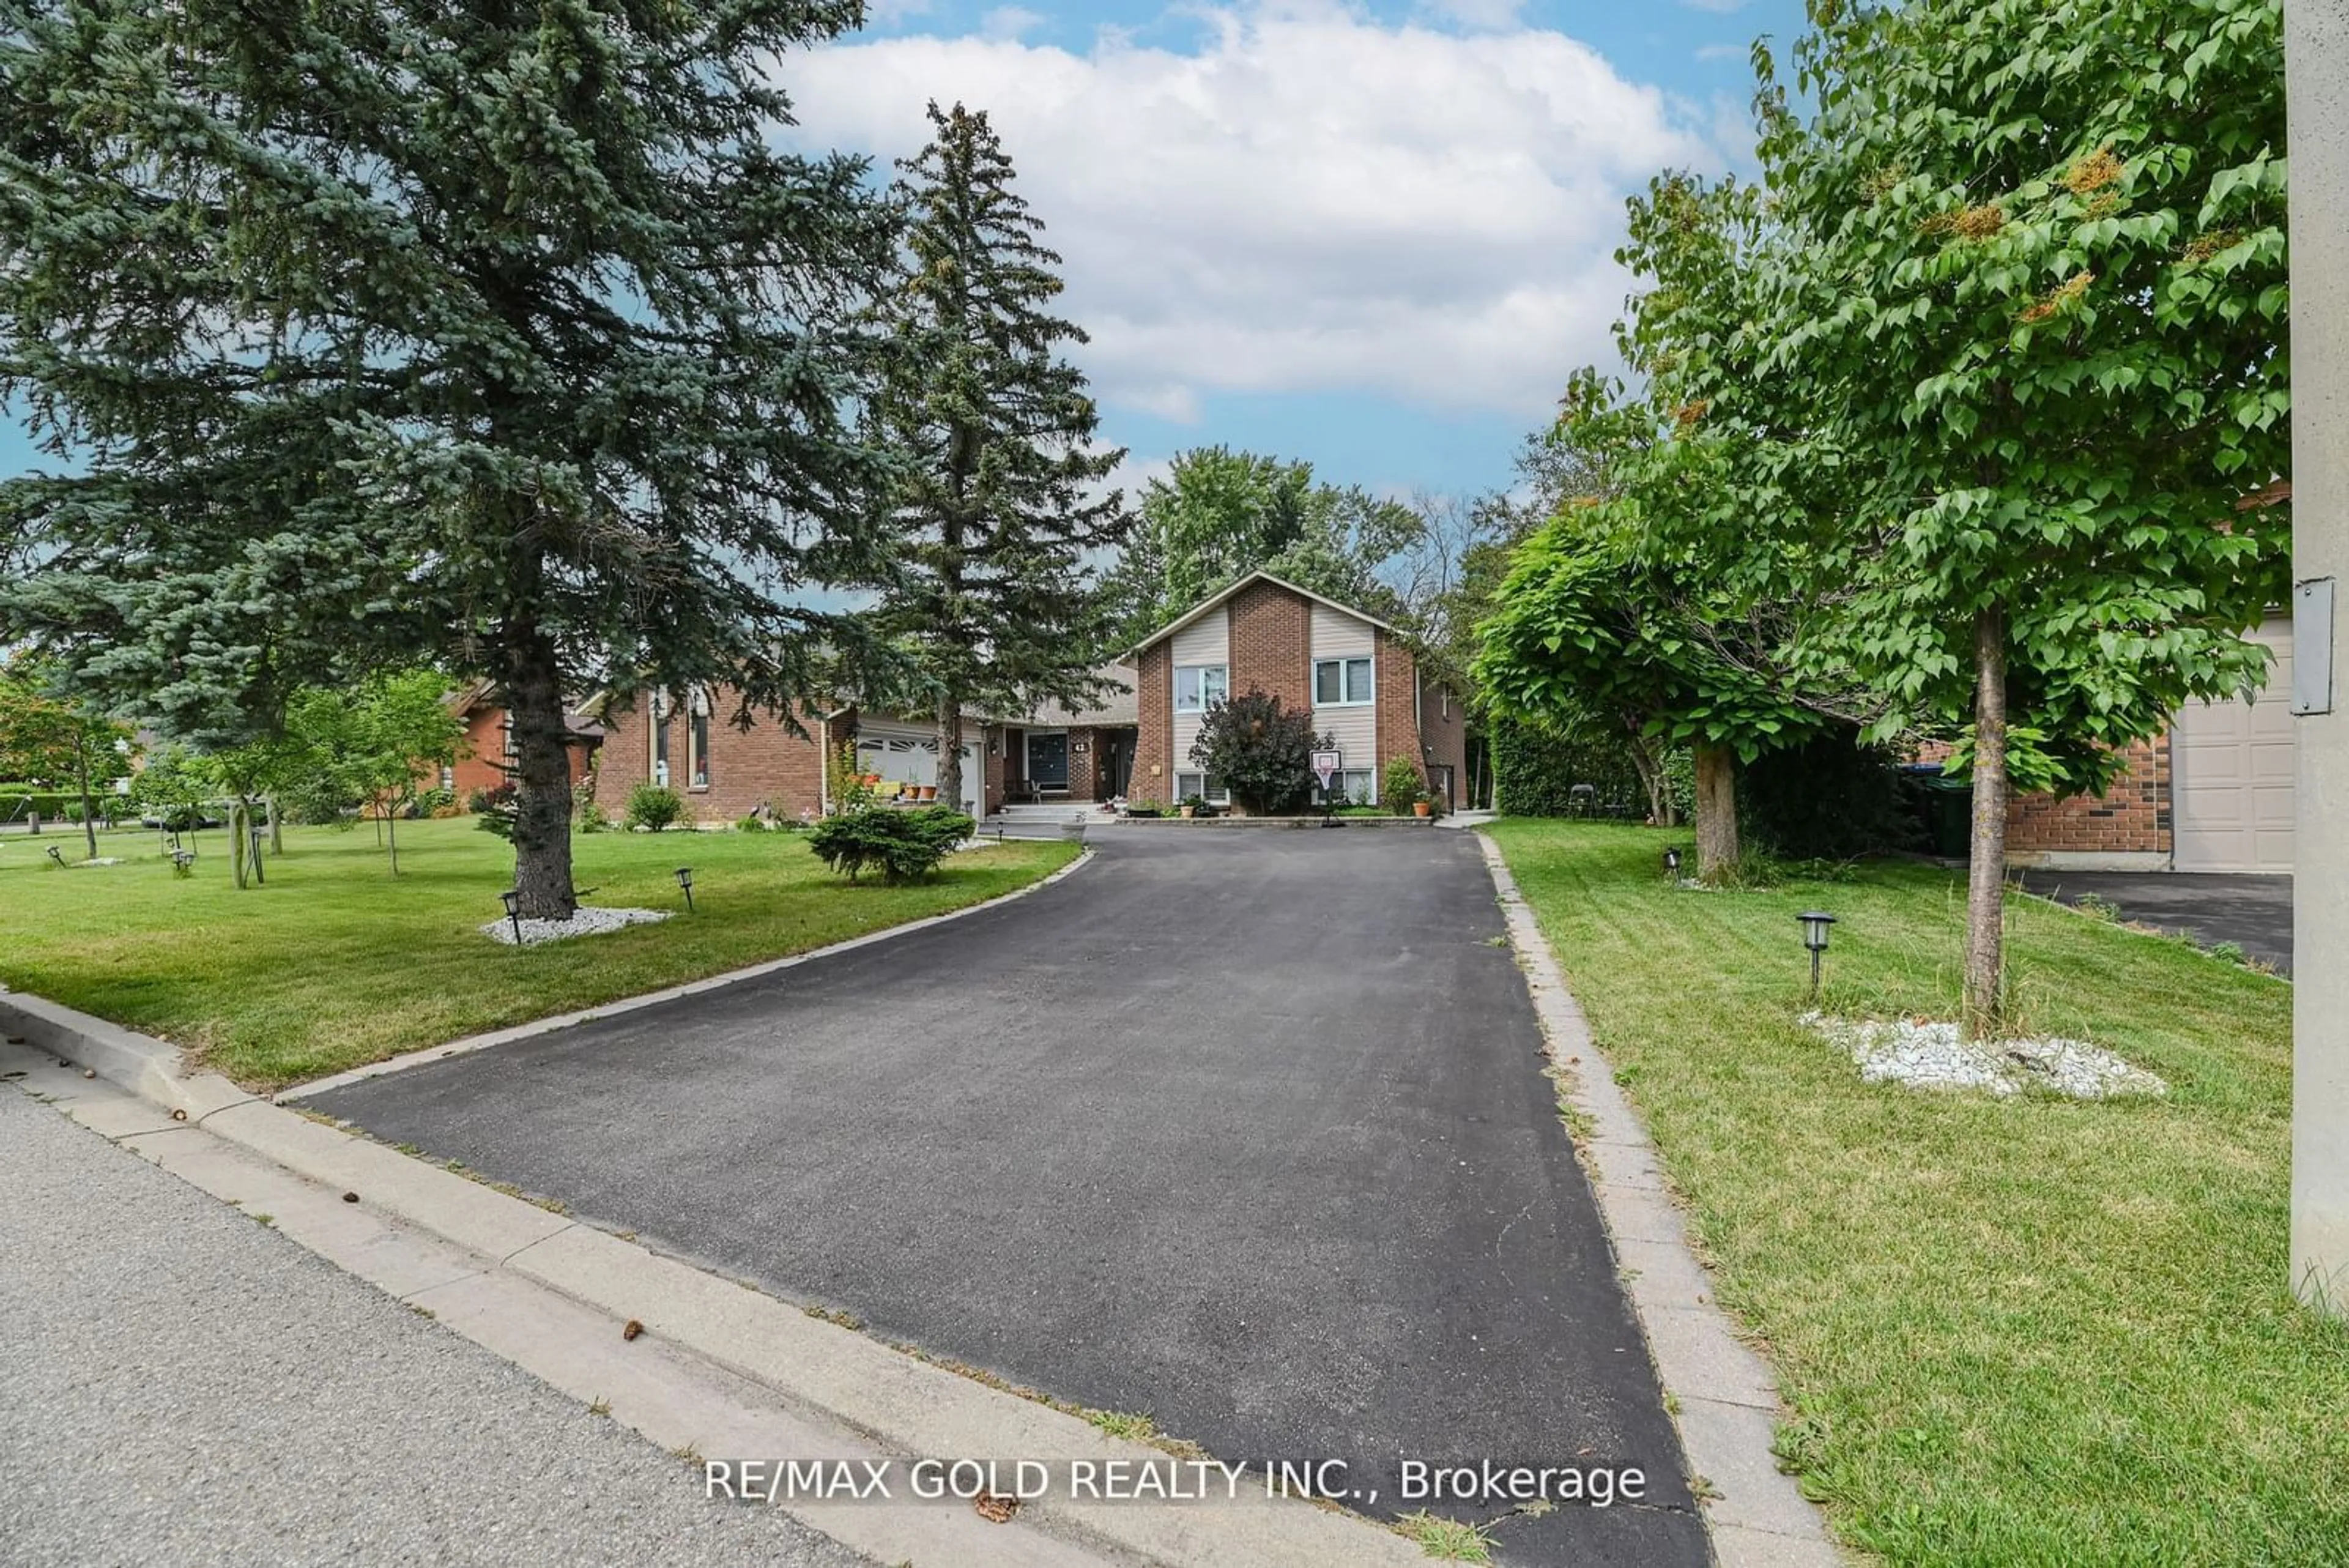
1127;570;1400;660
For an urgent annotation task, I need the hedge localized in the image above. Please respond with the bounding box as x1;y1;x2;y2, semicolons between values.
1490;715;1669;819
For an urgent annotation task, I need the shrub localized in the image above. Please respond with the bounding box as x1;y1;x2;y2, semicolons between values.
625;783;686;831
1737;727;1923;860
1187;688;1326;814
1381;756;1425;815
806;806;967;883
1488;712;1663;819
735;814;770;833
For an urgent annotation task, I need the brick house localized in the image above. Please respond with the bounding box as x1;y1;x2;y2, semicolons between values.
1126;570;1466;812
583;573;1465;825
1932;614;2294;872
442;682;603;800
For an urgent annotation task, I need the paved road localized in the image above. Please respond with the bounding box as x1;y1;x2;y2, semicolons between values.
2018;870;2292;973
307;829;1705;1566
0;1089;872;1568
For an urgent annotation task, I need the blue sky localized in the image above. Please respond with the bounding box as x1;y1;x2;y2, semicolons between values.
0;0;1809;507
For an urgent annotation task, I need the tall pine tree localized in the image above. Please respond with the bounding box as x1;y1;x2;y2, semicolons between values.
0;0;893;916
866;101;1130;809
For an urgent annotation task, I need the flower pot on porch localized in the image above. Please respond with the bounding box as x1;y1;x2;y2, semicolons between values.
918;785;937;801
1413;800;1432;818
1180;806;1195;820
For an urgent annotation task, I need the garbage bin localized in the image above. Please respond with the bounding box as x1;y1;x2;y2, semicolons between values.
1902;765;1972;858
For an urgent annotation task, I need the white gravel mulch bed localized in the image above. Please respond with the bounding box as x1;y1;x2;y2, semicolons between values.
1799;1011;2168;1100
479;906;672;946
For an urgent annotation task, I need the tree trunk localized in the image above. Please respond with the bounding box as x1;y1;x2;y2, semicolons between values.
267;794;283;853
74;731;97;861
1693;741;1739;881
385;799;398;877
229;801;250;890
935;691;964;814
1630;735;1675;827
1962;604;2011;1039
505;624;577;920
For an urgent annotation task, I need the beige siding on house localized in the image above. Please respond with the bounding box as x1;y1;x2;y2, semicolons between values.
1169;611;1230;779
1307;602;1378;772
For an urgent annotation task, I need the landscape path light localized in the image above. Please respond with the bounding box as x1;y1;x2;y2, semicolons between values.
675;866;695;913
1798;911;1838;1000
1663;846;1682;879
500;888;524;946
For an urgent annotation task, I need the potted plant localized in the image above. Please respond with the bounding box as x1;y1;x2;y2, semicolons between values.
1412;792;1433;818
918;784;937;802
1180;793;1203;820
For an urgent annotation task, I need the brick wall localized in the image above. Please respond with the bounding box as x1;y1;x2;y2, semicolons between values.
1417;676;1468;809
1067;726;1101;801
2008;735;2170;855
1374;633;1425;793
449;705;589;800
1132;644;1173;807
597;689;828;825
451;707;510;798
1228;581;1311;712
984;728;1006;815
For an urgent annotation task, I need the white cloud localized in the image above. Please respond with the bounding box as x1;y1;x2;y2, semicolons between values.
1694;41;1746;61
782;4;1725;420
1680;0;1748;13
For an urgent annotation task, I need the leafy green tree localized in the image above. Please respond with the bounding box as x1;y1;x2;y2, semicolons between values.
1732;0;2291;1029
0;655;135;859
864;102;1130;809
1186;689;1329;816
1106;448;1423;640
1475;492;1816;874
0;0;894;918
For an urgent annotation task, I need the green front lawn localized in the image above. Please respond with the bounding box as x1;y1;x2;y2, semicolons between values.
1486;820;2348;1566
1;819;1077;1090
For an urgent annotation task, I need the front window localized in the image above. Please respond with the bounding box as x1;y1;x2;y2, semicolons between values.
1174;664;1228;713
688;700;711;790
1174;770;1230;804
1313;657;1374;707
650;700;670;786
1340;768;1374;805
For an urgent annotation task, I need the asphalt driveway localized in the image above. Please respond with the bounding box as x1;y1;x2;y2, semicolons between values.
2017;870;2292;974
303;829;1703;1565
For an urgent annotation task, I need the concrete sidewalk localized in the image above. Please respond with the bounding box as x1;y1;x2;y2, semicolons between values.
0;1087;874;1568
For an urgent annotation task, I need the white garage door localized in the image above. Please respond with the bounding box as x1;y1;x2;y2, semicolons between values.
2172;617;2295;873
853;724;981;816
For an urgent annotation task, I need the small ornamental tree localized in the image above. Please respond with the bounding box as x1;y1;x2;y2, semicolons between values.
0;655;133;860
1187;689;1329;816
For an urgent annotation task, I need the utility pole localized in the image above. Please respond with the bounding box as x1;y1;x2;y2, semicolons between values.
2290;0;2349;1315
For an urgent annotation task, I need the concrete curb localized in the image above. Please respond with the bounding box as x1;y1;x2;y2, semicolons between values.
1473;831;1844;1567
284;844;1097;1101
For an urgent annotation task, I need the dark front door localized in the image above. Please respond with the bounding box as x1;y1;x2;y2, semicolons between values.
1028;733;1069;792
1097;733;1129;800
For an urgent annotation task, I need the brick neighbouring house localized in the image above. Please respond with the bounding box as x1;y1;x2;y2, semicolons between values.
587;675;1144;825
1126;570;1466;813
1921;612;2295;872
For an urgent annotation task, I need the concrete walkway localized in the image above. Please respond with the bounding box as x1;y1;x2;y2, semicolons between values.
2017;871;2293;974
0;1087;874;1568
